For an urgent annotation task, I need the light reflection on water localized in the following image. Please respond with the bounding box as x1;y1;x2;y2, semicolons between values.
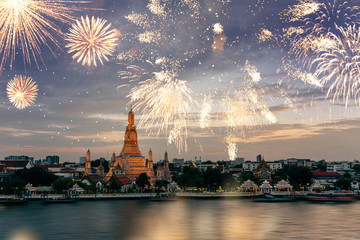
1;200;360;240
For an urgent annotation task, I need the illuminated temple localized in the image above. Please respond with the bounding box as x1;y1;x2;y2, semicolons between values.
105;108;155;183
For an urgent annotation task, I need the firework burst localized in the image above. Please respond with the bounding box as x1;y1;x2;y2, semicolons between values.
7;75;38;110
127;71;192;153
0;0;87;70
282;0;360;67
66;15;119;67
312;26;360;106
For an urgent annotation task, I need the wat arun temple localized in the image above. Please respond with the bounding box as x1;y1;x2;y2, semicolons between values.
105;108;155;182
84;108;171;185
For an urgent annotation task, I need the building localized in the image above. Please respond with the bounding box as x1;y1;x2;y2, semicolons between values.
173;158;184;165
0;160;34;173
243;161;258;171
277;158;312;168
234;158;244;166
312;170;340;188
156;151;171;182
326;161;351;173
46;156;60;165
79;156;86;166
5;155;34;163
105;109;155;182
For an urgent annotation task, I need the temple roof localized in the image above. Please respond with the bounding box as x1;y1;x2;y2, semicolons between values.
275;180;293;189
260;180;273;189
120;110;143;157
254;158;272;173
241;180;258;189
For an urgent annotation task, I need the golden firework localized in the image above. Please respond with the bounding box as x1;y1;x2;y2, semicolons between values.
66;15;119;67
7;75;39;110
0;0;87;70
127;71;192;152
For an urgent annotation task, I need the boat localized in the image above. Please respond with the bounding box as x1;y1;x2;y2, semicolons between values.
254;193;295;202
306;191;356;202
0;198;28;206
44;195;76;204
150;192;177;201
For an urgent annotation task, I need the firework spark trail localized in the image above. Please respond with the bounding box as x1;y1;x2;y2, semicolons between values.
0;0;88;70
66;15;119;67
127;71;192;153
199;94;213;129
222;61;276;159
7;75;38;110
312;26;360;107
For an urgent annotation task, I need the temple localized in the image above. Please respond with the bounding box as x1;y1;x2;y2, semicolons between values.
105;109;155;182
253;157;272;182
85;149;91;176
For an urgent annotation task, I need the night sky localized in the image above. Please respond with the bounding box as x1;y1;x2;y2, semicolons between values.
1;0;360;163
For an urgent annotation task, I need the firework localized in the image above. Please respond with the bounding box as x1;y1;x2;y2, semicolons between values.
127;71;192;152
213;23;224;35
257;29;274;43
0;0;87;70
282;0;360;67
222;60;276;159
199;94;213;129
312;26;360;106
7;75;38;110
66;15;119;67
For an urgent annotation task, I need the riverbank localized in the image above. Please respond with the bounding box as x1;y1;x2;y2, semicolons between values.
0;191;307;200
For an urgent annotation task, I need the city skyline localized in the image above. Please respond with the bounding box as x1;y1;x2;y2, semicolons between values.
1;0;360;163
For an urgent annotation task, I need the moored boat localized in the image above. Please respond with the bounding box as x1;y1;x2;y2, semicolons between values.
254;193;295;202
0;198;28;206
44;195;76;204
306;191;356;202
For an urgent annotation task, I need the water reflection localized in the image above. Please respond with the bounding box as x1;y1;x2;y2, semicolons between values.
1;200;360;240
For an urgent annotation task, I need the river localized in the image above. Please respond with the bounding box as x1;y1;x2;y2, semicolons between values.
1;199;359;240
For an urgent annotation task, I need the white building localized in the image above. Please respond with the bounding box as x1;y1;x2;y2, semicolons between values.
326;161;351;173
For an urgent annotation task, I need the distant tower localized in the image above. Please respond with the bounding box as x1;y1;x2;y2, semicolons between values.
256;154;262;163
111;152;116;166
148;149;153;169
164;151;169;170
164;151;171;182
85;149;91;175
97;161;105;177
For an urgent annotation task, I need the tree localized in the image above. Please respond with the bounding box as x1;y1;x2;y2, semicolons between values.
0;176;25;194
239;171;255;184
203;168;222;191
335;176;352;190
16;167;57;186
53;178;74;193
222;173;237;191
154;180;169;192
91;160;110;172
175;167;204;189
108;178;122;192
272;166;313;190
136;173;150;192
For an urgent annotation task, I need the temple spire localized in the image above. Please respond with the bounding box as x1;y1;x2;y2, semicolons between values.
85;149;91;176
128;107;135;126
